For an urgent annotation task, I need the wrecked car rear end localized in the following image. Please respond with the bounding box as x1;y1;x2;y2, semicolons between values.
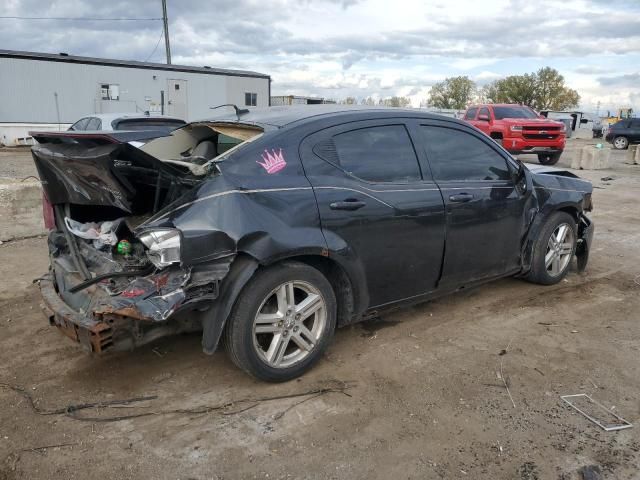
34;121;265;353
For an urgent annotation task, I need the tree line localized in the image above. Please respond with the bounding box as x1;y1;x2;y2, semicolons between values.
336;67;580;111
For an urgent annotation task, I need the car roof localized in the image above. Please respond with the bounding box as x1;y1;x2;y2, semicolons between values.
194;105;461;129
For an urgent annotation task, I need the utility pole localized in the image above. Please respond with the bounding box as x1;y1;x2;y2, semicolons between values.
161;0;171;64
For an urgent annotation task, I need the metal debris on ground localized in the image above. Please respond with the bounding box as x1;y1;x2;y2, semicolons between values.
561;394;633;431
0;380;353;423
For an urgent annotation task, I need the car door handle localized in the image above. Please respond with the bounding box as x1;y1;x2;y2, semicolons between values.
329;199;367;211
449;193;474;203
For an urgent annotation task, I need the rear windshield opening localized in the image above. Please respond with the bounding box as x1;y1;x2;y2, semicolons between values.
139;122;263;173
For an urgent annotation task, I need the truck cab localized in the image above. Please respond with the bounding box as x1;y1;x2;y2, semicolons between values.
463;104;566;165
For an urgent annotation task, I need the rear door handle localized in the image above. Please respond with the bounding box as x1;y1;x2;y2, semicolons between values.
330;198;367;211
449;193;474;203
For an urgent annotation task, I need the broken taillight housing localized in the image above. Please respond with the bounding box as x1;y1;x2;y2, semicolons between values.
137;229;182;269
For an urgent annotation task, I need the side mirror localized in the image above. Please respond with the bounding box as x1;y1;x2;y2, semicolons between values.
478;114;490;122
513;160;526;183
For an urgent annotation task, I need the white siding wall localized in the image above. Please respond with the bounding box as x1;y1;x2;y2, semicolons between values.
0;57;269;123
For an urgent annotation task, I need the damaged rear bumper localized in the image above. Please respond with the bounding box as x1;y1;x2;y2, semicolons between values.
40;276;116;353
39;258;233;353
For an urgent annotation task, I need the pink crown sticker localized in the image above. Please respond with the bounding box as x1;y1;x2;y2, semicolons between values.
257;148;286;174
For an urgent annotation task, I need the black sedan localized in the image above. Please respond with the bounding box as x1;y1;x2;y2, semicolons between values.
32;106;594;381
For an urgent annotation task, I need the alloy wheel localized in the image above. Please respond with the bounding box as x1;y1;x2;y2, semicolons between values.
252;280;327;368
614;137;628;149
545;223;575;277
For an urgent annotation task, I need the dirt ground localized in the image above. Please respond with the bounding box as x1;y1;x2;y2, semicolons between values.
1;141;639;480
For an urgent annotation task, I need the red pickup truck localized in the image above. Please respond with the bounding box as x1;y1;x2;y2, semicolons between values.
463;104;566;165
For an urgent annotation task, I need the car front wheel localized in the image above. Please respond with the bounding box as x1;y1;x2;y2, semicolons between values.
526;212;577;285
223;261;336;382
613;136;629;150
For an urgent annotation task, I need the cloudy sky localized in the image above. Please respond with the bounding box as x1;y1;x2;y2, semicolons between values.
2;0;639;112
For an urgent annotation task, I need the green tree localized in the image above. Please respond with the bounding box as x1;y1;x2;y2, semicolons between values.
483;68;579;110
428;76;476;109
381;96;411;108
339;96;358;105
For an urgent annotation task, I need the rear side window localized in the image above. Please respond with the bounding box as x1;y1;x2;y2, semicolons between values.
330;125;421;183
69;117;90;131
420;126;510;181
86;117;102;130
464;108;478;120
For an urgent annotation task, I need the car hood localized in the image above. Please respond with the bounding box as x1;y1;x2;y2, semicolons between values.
526;163;593;194
525;163;578;177
500;118;564;127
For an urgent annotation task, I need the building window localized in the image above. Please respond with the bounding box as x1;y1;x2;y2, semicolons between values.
100;84;120;100
245;92;257;106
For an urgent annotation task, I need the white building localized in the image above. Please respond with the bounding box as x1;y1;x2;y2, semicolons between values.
0;49;271;145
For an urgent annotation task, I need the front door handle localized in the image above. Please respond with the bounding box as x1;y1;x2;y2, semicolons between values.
330;198;367;211
449;193;474;203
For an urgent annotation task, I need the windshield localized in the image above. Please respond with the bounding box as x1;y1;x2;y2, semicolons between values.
493;106;538;120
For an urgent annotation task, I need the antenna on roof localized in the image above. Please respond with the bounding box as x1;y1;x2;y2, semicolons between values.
210;104;250;121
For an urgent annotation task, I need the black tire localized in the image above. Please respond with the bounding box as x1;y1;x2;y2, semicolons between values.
526;212;577;285
538;152;562;165
612;136;629;150
223;261;337;382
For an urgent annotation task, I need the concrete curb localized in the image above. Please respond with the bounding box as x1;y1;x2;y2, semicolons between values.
0;179;46;241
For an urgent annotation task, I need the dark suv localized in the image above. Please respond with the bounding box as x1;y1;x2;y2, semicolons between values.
32;106;594;381
605;118;640;149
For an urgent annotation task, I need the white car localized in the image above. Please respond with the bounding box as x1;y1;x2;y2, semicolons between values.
68;113;186;133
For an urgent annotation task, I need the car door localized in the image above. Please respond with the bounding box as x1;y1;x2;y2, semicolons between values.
476;106;492;134
463;107;479;128
300;119;446;308
415;120;531;288
631;119;640;142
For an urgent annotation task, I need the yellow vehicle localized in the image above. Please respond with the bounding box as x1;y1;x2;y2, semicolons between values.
604;107;634;127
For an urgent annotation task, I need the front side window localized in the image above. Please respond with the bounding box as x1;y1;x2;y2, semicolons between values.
478;107;490;119
245;92;257;106
420;126;510;181
464;107;478;120
329;125;421;183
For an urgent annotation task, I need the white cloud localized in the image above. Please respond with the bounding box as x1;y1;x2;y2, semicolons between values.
0;0;639;110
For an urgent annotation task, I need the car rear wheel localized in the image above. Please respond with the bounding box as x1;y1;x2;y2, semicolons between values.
613;136;629;150
223;261;336;382
537;152;562;165
526;212;577;285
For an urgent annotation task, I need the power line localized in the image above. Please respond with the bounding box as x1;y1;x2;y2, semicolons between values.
0;16;162;21
144;28;165;62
